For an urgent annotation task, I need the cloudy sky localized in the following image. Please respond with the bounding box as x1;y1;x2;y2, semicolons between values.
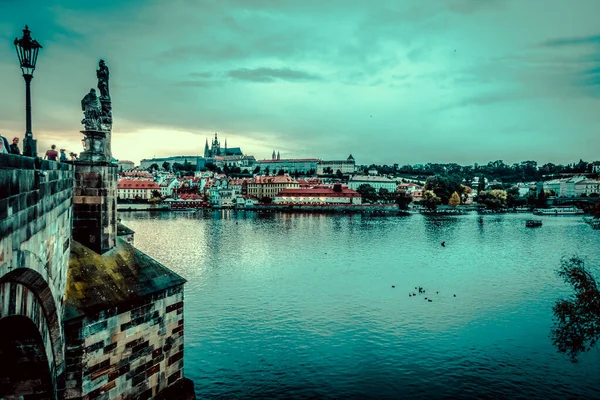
1;0;599;166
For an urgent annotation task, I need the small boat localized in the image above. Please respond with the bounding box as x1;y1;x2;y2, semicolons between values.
533;207;584;215
525;219;542;227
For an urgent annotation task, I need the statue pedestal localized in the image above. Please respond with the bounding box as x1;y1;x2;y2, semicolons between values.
79;130;109;163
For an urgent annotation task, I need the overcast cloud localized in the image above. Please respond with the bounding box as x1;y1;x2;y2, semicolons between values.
0;0;599;165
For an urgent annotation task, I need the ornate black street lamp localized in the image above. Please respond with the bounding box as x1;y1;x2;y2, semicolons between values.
14;25;42;157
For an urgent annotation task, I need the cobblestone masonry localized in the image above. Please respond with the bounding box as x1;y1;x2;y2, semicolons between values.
64;286;184;399
0;153;74;396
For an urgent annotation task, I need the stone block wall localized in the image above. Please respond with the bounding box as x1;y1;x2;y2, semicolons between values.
0;153;74;395
72;163;117;255
64;286;185;399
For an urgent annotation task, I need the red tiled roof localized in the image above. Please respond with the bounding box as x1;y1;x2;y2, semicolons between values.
117;180;160;189
251;175;298;184
179;193;203;200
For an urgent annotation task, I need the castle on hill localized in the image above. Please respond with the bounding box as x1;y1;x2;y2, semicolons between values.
204;133;243;158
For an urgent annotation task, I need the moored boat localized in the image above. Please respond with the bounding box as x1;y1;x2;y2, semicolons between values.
533;207;584;215
525;219;542;227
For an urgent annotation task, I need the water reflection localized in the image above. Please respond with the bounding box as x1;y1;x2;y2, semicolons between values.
120;211;600;399
552;256;600;363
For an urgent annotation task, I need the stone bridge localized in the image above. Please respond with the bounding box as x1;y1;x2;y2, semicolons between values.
0;153;73;398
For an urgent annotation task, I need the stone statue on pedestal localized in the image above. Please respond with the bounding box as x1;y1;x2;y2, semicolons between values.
97;59;110;100
79;60;114;163
81;88;102;131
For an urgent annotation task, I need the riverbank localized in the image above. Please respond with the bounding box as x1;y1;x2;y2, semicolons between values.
253;204;405;214
117;203;170;211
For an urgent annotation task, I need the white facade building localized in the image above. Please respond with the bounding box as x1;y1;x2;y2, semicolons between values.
255;158;318;175
159;178;181;198
317;155;356;175
575;179;600;196
544;176;587;197
348;175;397;191
117;180;161;200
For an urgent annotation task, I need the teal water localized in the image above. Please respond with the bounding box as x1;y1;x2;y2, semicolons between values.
120;211;600;399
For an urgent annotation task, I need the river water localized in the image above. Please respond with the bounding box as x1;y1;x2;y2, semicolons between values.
120;211;600;399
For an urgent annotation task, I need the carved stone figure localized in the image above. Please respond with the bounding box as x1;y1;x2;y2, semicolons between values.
97;59;110;99
81;88;102;131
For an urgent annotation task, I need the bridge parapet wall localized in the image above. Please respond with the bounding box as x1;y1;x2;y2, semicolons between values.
0;153;74;395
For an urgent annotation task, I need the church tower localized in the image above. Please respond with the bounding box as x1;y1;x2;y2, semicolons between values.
272;150;276;160
212;133;221;157
204;138;210;158
277;151;280;160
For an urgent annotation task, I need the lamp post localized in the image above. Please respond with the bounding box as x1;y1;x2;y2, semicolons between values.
14;25;42;157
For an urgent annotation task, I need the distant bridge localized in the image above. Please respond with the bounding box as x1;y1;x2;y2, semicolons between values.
552;197;599;205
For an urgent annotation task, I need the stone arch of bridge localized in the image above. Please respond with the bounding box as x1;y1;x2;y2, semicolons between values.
0;265;64;399
0;315;54;398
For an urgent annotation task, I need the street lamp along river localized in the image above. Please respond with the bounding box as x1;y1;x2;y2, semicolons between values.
14;25;42;158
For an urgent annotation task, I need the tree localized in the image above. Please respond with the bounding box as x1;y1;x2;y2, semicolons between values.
552;257;600;362
537;187;547;208
162;162;170;171
277;169;285;176
253;166;260;174
526;190;537;208
424;175;464;204
421;190;440;211
264;167;270;176
377;188;396;203
478;189;507;210
356;184;378;203
148;163;159;172
448;191;461;207
181;161;195;172
395;190;412;210
506;187;520;207
336;170;344;180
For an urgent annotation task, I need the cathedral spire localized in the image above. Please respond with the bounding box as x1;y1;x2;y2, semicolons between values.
204;138;209;157
277;151;280;160
272;150;276;160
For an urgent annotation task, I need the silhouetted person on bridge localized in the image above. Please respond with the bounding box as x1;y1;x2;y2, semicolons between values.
9;137;20;155
44;144;58;161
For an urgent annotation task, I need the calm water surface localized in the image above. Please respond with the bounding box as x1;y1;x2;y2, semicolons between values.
120;211;600;399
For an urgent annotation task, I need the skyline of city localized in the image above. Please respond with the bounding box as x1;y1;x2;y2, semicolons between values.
1;0;600;165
